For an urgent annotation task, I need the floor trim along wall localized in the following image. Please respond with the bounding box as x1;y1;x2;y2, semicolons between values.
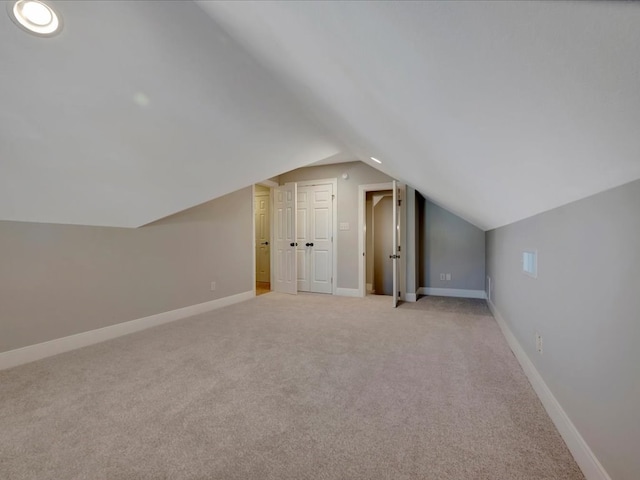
487;299;611;480
417;287;487;299
405;292;417;302
335;287;361;297
0;290;255;371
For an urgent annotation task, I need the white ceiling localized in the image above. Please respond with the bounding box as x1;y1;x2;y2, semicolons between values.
200;0;640;230
2;1;640;229
0;1;340;227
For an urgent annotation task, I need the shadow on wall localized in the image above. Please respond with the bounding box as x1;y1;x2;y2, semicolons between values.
418;194;485;291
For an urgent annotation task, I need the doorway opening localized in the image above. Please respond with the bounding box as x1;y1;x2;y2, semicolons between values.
358;181;406;307
254;184;271;296
366;190;393;295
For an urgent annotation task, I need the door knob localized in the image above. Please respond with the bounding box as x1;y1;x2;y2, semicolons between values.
306;242;314;247
290;242;298;247
261;241;269;245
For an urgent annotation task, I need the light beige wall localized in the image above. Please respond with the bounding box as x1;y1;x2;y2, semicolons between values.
0;187;253;353
279;161;393;289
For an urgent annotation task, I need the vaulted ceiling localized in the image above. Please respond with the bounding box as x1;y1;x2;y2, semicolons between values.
2;1;639;229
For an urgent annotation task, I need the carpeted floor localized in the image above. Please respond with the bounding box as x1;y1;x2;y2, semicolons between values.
0;293;584;480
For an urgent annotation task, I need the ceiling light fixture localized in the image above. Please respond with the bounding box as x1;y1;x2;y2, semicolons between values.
370;157;382;164
9;0;62;36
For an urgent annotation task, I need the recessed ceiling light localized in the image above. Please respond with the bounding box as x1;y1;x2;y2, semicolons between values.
370;157;382;164
9;0;62;37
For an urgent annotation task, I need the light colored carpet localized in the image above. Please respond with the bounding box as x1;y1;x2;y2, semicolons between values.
0;293;584;480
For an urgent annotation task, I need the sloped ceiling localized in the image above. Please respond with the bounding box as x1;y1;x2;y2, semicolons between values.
0;1;340;227
200;1;640;230
2;1;640;229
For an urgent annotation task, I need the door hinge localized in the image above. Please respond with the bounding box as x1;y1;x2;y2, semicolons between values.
398;245;401;252
331;277;333;284
332;194;335;200
398;199;402;206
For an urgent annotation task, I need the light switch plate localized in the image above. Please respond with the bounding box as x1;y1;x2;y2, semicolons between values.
339;222;350;231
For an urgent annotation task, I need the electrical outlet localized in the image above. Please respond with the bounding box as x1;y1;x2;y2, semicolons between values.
440;274;445;281
535;332;543;354
210;281;216;291
446;273;451;281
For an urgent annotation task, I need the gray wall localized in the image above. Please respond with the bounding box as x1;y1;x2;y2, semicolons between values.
0;187;253;353
419;196;485;290
486;179;640;480
279;161;393;289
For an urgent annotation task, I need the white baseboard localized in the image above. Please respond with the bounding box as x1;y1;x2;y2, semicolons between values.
417;287;487;299
487;299;611;480
0;290;255;371
405;292;417;302
336;287;361;298
366;283;373;292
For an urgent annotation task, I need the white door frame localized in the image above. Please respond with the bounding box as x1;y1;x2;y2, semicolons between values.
295;178;338;295
358;182;394;298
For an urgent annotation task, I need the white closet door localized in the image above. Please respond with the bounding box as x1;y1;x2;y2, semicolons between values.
273;183;297;295
296;188;311;292
309;183;333;294
296;183;334;294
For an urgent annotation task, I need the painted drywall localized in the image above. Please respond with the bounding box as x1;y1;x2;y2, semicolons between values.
419;196;485;290
1;1;340;228
0;187;253;353
203;1;640;231
279;161;393;289
486;179;640;480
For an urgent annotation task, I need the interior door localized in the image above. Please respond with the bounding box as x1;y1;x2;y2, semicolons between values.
273;183;297;294
397;182;406;303
255;192;270;283
391;181;407;307
392;181;399;307
296;188;310;292
296;183;334;294
308;183;333;294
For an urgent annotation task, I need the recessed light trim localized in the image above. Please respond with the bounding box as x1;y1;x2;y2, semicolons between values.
370;157;382;164
9;0;62;37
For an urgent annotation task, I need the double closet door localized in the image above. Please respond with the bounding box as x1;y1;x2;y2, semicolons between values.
296;184;333;294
